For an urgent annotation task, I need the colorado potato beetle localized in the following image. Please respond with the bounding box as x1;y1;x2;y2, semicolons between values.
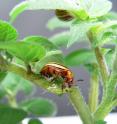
55;9;74;21
40;62;74;89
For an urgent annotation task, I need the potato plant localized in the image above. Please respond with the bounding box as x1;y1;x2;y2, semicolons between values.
0;0;117;124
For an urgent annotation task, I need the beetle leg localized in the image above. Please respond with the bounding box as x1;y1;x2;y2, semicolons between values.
68;83;72;88
26;64;33;74
49;75;58;83
62;83;66;91
50;74;62;83
50;77;56;83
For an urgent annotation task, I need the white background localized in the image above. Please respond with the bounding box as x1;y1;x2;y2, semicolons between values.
23;113;117;124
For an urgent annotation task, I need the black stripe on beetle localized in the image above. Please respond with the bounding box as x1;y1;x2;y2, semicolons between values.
55;9;74;21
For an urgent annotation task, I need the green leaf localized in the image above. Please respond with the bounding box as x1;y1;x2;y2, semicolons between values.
23;36;57;51
0;42;46;63
104;48;114;69
34;50;64;72
98;12;117;21
27;0;80;10
50;32;70;48
28;119;43;124
92;21;117;47
72;9;89;20
0;72;33;95
67;21;100;47
13;57;26;68
65;49;96;66
0;105;27;124
11;0;112;21
9;1;28;23
20;98;57;116
47;17;72;30
85;48;114;73
96;120;107;124
0;20;18;42
0;72;7;83
81;0;112;18
84;63;99;75
0;87;6;99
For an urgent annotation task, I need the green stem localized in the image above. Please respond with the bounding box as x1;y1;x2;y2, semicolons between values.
0;55;8;72
6;90;18;108
69;87;94;124
7;95;18;108
25;63;32;74
87;32;109;91
94;47;109;88
94;73;117;120
94;98;116;120
107;47;117;97
94;48;117;120
88;74;99;113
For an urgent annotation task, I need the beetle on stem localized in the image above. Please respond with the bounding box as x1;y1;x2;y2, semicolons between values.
40;62;74;90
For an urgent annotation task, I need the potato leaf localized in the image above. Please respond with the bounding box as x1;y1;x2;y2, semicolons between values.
0;105;27;124
105;49;114;70
10;0;112;23
85;63;99;75
0;72;7;83
27;0;80;10
23;36;57;51
96;120;107;124
28;119;43;124
20;98;57;116
65;49;96;66
81;0;112;18
47;17;72;30
67;21;100;47
0;72;33;95
50;32;70;48
9;1;28;23
0;20;18;42
0;42;46;63
92;21;117;47
98;12;117;21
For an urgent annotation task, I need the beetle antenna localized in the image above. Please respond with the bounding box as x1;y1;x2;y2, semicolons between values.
74;79;84;83
77;79;84;82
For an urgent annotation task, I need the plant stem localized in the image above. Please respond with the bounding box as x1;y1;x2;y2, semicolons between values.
87;32;109;91
88;73;99;113
94;98;116;120
0;55;8;72
69;87;94;124
94;47;109;88
94;74;117;120
87;31;117;121
105;47;117;100
5;88;18;108
7;94;18;108
94;48;117;120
